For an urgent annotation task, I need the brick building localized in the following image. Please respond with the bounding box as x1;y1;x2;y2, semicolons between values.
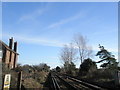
0;37;19;69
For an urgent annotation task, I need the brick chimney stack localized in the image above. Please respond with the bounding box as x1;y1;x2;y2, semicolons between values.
9;37;13;49
14;41;17;52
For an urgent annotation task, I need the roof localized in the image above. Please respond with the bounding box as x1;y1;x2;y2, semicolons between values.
0;40;19;55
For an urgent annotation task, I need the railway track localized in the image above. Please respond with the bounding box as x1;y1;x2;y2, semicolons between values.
50;72;107;90
51;73;61;90
50;72;78;90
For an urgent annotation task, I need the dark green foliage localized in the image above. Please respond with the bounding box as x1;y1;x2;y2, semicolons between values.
64;62;77;75
41;64;50;72
14;63;50;73
96;44;118;69
32;63;50;72
118;66;120;70
69;62;76;71
56;66;61;72
14;64;22;72
80;58;97;75
22;65;33;73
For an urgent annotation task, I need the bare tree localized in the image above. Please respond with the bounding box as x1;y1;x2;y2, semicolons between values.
73;34;93;64
60;43;77;64
60;43;77;72
86;46;93;59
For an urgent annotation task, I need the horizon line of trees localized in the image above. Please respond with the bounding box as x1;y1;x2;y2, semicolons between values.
59;33;119;75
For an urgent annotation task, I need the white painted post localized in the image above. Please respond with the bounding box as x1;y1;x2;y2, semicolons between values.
3;74;11;90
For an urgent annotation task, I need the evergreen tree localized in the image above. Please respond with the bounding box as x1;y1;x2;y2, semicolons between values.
56;66;61;72
80;58;97;75
64;62;76;74
96;44;118;69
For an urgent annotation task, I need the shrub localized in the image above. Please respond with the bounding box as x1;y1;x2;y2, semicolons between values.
79;58;97;76
22;78;42;89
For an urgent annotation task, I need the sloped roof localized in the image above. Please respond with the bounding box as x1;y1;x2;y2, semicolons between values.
0;40;19;55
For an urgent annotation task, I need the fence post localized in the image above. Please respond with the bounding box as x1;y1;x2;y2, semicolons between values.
114;70;120;86
17;71;22;90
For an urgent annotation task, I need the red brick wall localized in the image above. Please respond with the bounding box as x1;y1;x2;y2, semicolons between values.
5;50;10;64
9;52;15;69
14;54;18;68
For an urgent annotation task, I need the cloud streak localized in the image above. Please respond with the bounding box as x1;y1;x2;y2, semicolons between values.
17;3;50;23
47;12;86;29
18;9;43;23
3;33;68;47
3;33;118;53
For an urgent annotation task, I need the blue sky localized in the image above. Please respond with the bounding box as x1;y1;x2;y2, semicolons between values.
2;2;118;68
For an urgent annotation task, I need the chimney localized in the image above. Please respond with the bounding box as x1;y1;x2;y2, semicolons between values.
9;37;13;49
14;41;17;52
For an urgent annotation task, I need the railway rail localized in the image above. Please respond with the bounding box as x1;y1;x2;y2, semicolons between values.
51;73;61;90
50;72;107;90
